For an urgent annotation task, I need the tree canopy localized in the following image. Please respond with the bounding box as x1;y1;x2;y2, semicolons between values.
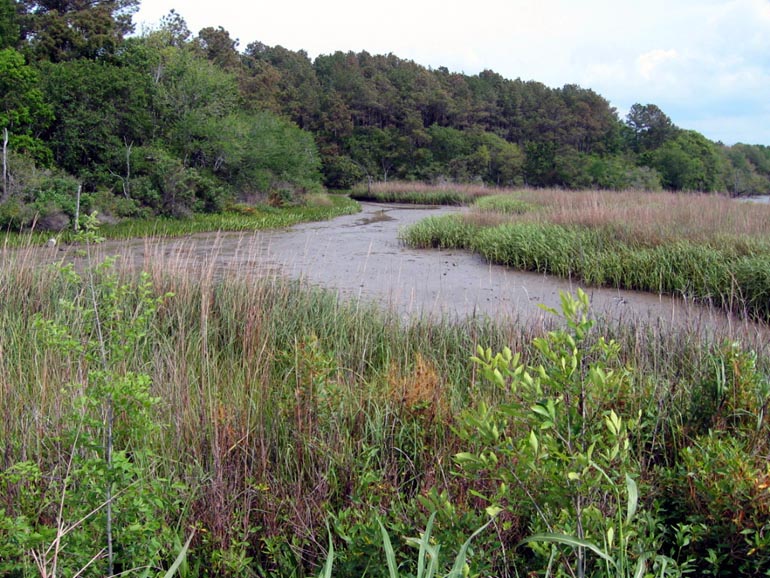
2;4;769;230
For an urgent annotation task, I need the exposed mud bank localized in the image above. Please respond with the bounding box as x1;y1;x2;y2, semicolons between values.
33;202;768;342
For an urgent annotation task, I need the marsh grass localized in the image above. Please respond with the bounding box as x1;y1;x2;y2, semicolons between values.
1;233;769;576
511;189;770;247
401;188;770;321
350;181;499;205
472;194;536;216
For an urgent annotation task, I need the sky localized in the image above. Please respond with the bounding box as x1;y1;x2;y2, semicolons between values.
133;0;770;146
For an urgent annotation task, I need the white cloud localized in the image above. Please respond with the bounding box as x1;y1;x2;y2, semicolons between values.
636;49;679;82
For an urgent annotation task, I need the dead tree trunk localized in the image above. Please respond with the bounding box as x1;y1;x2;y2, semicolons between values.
74;184;82;232
123;139;132;199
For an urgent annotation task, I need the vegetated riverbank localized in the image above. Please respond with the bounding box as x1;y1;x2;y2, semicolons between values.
350;181;492;205
400;187;770;322
2;222;769;577
0;193;360;248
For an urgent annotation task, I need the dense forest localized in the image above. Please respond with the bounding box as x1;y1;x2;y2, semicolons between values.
2;0;770;230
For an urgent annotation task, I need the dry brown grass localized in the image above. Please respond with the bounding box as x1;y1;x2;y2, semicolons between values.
484;189;770;247
387;353;449;423
304;192;334;207
365;181;493;198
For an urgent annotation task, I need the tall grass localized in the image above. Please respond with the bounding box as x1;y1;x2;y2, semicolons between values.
350;181;500;205
401;189;770;321
1;236;768;576
510;188;770;248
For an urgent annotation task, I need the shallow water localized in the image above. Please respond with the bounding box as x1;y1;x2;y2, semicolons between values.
740;195;770;204
39;202;767;346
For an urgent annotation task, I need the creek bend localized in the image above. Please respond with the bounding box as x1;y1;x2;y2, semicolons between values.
46;202;768;343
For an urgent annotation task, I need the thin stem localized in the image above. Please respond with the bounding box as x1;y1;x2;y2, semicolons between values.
86;242;114;576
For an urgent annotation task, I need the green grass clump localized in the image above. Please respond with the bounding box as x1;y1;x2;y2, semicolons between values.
471;222;581;277
397;215;478;249
733;254;770;319
472;194;535;215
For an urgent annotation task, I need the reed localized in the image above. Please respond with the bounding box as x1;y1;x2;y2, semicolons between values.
400;189;770;321
1;219;768;576
350;181;503;205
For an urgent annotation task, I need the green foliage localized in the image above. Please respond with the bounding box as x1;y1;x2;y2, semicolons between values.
320;511;496;578
625;103;677;153
656;342;770;575
0;47;53;162
94;193;359;238
0;247;184;576
18;0;139;62
382;512;496;578
37;58;154;179
152;45;239;160
456;290;679;577
723;144;770;196
660;434;770;576
321;153;365;190
0;0;19;48
129;144;227;216
0;157;82;230
523;142;557;187
226;110;322;196
647;131;722;192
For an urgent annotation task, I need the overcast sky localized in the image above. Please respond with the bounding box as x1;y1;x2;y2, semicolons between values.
134;0;770;146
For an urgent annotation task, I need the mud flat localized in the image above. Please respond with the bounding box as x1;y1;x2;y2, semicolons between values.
34;202;769;343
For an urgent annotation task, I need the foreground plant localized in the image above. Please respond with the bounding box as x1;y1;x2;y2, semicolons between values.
455;290;685;577
319;511;497;578
0;220;188;576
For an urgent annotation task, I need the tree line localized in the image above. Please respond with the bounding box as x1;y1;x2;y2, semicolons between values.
2;0;769;230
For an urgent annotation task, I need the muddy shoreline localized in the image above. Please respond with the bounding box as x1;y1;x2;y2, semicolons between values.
32;202;767;345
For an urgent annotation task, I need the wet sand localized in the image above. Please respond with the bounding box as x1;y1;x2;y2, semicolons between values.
44;202;767;342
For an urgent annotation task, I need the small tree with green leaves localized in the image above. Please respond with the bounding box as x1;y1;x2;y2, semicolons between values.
0;219;187;576
455;290;681;577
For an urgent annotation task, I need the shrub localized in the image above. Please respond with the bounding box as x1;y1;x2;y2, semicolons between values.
455;290;676;577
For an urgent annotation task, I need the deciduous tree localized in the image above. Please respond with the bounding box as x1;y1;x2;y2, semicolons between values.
0;47;52;174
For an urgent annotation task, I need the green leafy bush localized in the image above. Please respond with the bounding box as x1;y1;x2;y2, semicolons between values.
455;290;680;577
0;241;186;576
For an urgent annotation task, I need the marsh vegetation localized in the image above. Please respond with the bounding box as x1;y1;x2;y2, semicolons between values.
2;187;769;576
400;186;770;322
4;1;770;574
